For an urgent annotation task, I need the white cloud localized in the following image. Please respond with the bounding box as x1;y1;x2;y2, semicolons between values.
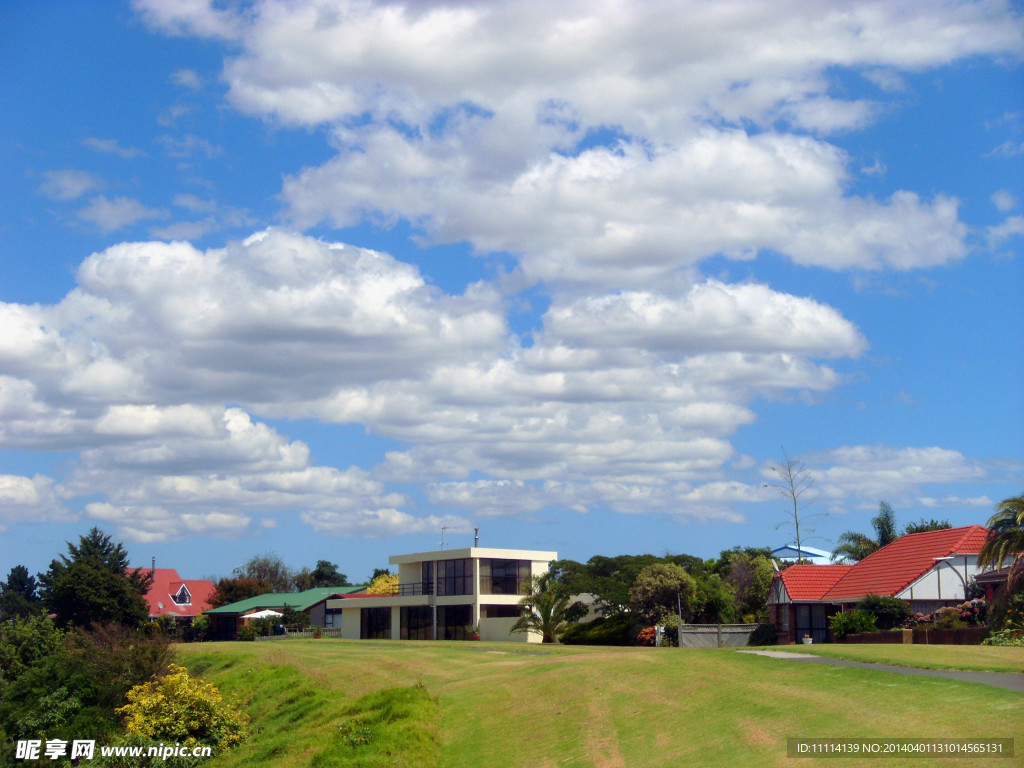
0;474;71;521
861;68;908;93
987;215;1024;245
991;189;1017;212
128;0;1023;284
81;137;145;159
78;196;168;232
917;495;994;508
171;68;202;90
0;227;879;530
158;134;224;159
800;445;988;509
38;170;103;200
987;140;1024;157
283;128;969;285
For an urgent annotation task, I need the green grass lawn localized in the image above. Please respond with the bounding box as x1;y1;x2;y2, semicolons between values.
763;643;1024;673
177;640;1023;768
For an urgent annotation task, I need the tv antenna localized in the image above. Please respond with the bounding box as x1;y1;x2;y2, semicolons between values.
439;525;448;550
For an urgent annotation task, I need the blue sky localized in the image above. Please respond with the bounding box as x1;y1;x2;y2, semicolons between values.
1;0;1022;585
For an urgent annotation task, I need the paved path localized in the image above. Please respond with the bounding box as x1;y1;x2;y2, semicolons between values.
737;650;1024;692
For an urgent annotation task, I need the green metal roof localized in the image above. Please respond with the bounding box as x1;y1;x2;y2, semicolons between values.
205;586;365;615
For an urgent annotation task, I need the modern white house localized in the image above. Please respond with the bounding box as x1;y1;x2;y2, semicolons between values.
322;547;557;642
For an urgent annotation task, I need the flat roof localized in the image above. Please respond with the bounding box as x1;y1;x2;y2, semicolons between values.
389;547;557;565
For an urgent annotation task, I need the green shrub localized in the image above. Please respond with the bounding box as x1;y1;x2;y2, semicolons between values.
236;625;257;641
186;615;209;642
981;628;1024;647
932;607;967;629
559;615;635;646
856;595;910;630
747;623;778;646
988;591;1024;633
830;610;877;640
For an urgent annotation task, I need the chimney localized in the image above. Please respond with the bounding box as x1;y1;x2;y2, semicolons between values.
151;556;156;577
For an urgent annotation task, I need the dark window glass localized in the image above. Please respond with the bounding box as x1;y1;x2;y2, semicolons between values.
438;604;473;640
172;585;191;605
421;561;434;595
400;606;433;640
437;558;473;596
480;559;530;595
481;604;522;619
360;607;391;639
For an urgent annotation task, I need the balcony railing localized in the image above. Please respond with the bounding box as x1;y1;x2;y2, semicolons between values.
380;581;434;597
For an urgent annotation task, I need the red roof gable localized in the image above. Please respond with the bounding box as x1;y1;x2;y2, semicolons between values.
823;525;988;602
141;568;216;619
777;564;853;600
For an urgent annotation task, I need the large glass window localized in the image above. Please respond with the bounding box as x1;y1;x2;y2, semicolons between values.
421;561;434;595
360;607;391;639
480;559;531;595
436;558;473;596
437;605;473;640
400;606;433;640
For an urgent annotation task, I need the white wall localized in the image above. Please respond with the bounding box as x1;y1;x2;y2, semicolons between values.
898;556;980;603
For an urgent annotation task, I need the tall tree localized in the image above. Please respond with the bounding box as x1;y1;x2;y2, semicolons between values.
978;494;1024;596
293;560;350;590
765;448;819;558
628;563;698;625
0;565;43;620
831;501;899;563
232;552;293;592
902;518;952;535
37;528;151;628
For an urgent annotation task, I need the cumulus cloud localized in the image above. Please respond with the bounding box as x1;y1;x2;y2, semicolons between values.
0;228;877;530
0;474;72;522
798;445;988;510
127;0;1024;285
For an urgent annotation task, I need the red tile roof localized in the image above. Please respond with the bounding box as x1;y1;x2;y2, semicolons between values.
777;564;853;600
823;525;988;602
140;568;216;619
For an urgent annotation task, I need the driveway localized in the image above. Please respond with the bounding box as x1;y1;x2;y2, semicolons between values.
737;649;1024;692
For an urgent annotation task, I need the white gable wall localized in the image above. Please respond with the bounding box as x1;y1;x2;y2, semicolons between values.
896;554;981;605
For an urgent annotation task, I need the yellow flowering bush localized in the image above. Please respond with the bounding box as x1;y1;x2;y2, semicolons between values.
116;664;249;751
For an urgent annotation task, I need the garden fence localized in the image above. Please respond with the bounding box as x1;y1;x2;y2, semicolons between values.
679;623;758;648
254;627;345;641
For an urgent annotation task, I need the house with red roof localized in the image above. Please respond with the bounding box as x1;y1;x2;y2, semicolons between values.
142;567;216;622
768;525;989;644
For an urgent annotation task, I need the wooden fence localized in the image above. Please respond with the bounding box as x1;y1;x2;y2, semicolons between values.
842;626;988;645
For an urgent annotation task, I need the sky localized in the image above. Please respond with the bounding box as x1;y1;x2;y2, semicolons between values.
1;0;1022;586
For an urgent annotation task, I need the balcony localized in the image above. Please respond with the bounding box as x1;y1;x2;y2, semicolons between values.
382;581;434;597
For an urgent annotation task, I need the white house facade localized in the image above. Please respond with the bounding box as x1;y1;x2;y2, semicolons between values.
323;547;557;642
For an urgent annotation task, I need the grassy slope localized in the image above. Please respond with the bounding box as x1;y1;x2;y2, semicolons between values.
765;643;1024;673
178;641;1023;768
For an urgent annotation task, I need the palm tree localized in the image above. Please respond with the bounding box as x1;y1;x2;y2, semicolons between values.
510;574;578;644
831;501;898;563
978;494;1024;595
